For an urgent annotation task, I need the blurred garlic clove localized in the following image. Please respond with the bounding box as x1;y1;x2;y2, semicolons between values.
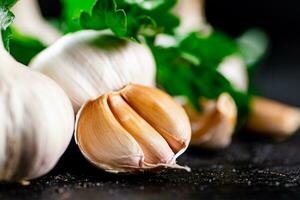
0;37;74;182
178;93;237;149
173;0;212;35
30;30;156;112
246;97;300;139
12;0;61;45
75;84;191;173
218;55;249;92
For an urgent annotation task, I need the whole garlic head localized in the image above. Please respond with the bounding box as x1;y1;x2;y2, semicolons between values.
0;50;74;182
75;84;191;173
30;30;156;112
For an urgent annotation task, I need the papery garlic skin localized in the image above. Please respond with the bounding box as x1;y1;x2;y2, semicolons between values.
75;84;191;173
0;52;74;182
177;93;237;149
30;30;156;112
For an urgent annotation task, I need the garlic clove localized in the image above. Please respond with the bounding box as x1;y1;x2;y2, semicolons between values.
180;93;237;149
75;94;144;173
246;97;300;138
120;84;191;154
108;93;175;165
75;84;191;173
195;93;237;149
30;30;156;112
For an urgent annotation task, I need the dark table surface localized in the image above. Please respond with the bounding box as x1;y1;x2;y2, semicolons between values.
1;38;300;200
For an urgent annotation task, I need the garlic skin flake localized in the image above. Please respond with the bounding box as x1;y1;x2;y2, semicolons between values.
75;84;191;173
30;30;156;112
0;49;74;182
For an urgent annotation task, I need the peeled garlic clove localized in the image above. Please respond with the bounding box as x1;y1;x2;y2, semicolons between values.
30;30;156;112
180;93;237;149
75;84;191;173
120;84;191;154
0;50;74;182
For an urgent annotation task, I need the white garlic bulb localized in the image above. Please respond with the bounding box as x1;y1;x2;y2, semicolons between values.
218;55;248;92
12;0;61;45
75;84;191;173
174;0;212;35
0;42;74;182
30;30;156;112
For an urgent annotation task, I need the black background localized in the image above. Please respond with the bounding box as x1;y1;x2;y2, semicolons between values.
206;0;300;40
1;1;300;199
38;0;300;45
205;0;300;105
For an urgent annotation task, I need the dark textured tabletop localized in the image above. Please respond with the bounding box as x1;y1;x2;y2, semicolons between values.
1;38;300;200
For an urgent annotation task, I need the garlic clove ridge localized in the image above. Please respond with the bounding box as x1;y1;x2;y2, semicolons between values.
75;84;191;173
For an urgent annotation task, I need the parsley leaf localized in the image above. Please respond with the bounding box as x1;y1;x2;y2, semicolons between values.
0;0;17;49
80;0;127;37
237;29;269;70
149;31;251;122
61;0;178;39
60;0;97;31
9;28;46;65
0;0;18;7
0;0;18;30
179;31;239;69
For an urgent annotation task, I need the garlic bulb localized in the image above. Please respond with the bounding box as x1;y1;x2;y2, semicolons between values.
218;55;248;92
30;30;156;112
0;38;74;182
174;0;249;92
12;0;61;45
75;84;191;173
177;93;237;149
173;0;211;35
